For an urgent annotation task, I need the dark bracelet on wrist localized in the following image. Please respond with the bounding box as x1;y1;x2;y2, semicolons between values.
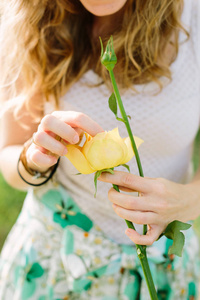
17;157;60;187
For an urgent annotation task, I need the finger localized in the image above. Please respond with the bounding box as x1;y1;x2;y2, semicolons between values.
112;204;157;225
99;171;155;193
52;111;104;136
33;131;68;156
27;145;58;169
125;225;162;246
118;186;138;193
108;188;153;211
39;114;80;144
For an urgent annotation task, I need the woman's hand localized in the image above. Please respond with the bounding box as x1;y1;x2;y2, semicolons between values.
99;171;199;245
26;111;103;173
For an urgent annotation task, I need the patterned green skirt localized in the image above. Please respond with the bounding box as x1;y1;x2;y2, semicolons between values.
0;182;199;300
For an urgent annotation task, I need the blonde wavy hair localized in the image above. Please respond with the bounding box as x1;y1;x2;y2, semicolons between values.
0;0;188;113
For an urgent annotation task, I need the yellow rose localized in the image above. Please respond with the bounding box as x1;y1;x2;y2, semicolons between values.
65;128;143;174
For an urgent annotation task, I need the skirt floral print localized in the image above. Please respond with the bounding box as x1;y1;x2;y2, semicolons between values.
0;181;199;300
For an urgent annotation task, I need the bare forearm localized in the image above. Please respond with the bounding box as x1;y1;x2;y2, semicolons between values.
191;165;200;184
186;166;200;219
0;145;44;190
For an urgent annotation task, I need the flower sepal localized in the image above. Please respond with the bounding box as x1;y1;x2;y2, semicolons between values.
94;168;114;197
100;36;117;72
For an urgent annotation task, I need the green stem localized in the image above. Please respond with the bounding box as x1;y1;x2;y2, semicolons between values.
109;70;143;177
109;69;147;236
113;184;137;231
110;71;158;299
113;184;144;254
137;247;158;300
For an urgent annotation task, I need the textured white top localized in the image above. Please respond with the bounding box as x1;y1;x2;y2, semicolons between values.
45;0;200;244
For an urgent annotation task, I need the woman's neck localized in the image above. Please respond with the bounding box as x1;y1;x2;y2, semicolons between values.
92;6;126;39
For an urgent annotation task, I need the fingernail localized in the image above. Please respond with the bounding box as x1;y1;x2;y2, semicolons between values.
72;135;79;144
125;229;132;236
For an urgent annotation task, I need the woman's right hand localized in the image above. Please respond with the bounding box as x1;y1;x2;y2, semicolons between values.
26;111;104;173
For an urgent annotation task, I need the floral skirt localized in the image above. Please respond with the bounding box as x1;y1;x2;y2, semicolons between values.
0;182;199;300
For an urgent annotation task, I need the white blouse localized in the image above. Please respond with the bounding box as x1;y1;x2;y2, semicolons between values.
45;0;200;244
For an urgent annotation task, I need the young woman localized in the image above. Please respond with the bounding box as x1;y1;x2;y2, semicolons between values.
0;0;200;299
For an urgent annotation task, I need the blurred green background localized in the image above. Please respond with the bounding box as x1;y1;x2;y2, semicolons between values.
0;174;26;249
0;130;199;250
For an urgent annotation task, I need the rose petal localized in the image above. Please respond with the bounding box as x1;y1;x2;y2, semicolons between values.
105;128;120;140
121;136;143;164
107;128;129;160
86;139;124;170
65;145;95;174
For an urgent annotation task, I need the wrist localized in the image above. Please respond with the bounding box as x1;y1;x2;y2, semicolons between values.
26;156;51;174
18;153;60;187
185;181;200;220
20;137;55;178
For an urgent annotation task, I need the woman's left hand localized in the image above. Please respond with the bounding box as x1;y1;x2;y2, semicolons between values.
98;171;199;245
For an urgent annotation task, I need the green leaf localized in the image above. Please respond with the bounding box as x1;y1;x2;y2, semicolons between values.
161;220;191;257
108;93;127;124
108;93;118;116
